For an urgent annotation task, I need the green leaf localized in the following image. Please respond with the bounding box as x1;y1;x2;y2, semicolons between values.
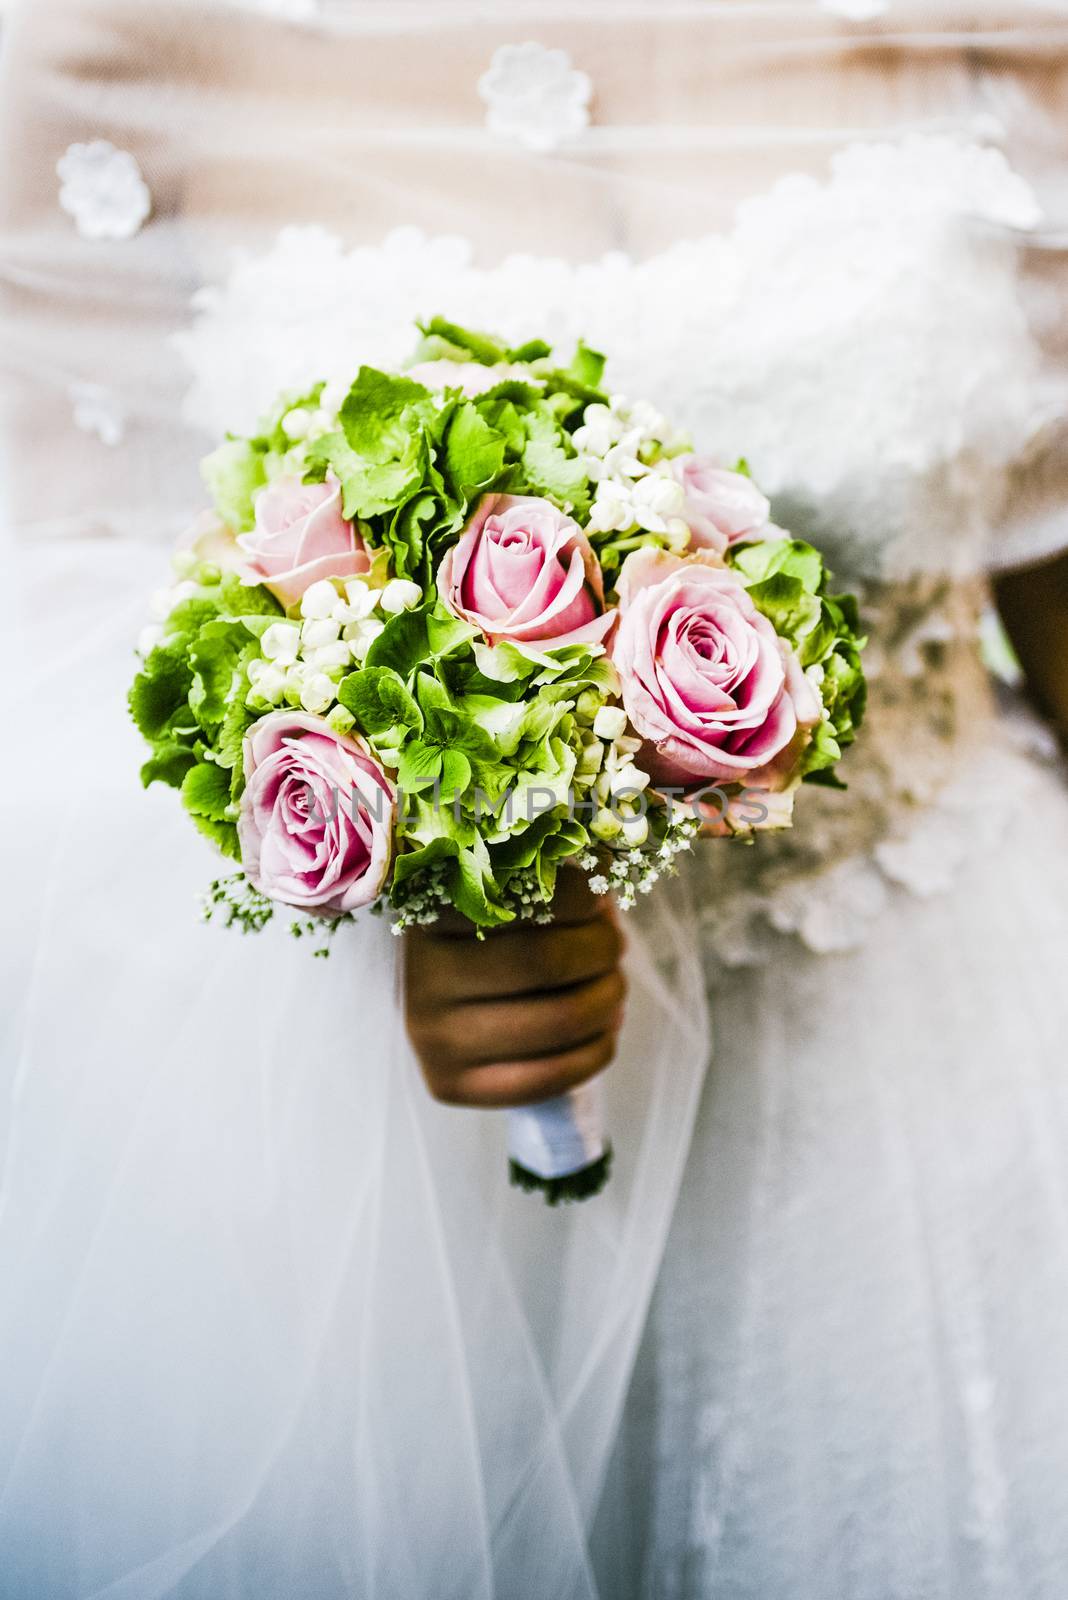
190;812;241;861
441;402;506;503
506;338;553;364
426;609;478;657
745;573;821;649
397;739;443;792
568;340;606;390
390;491;439;578
391;835;460;890
339;367;432;460
520;413;590;515
489;810;559;871
471;641;537;683
128;644;194;742
217;573;283;620
181;760;234;823
139;741;197;790
338;667;423;737
201;438;267;533
730;538;824;595
416;317;508;366
365;607;430;679
447;845;513;929
189;619;253;729
163;597;220;639
440;748;472;798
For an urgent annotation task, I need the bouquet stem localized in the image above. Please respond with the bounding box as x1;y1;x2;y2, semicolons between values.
507;1073;611;1204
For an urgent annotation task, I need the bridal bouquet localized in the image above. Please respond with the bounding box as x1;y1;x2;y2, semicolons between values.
130;318;865;1199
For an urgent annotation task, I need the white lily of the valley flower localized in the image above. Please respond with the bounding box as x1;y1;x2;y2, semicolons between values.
611;761;650;795
573;403;623;457
261;622;302;664
593;705;628;741
627;399;669;436
345;618;386;661
590;808;622;843
597;440;648;482
300;579;340;620
587;481;634;535
379;578;423;615
281;407;312;441
303;642;351;674
247;664;288;706
295;582;337;617
301;617;341;648
620;813;650;848
576;740;605;780
300;673;336;714
335;578;377;623
632;472;686;533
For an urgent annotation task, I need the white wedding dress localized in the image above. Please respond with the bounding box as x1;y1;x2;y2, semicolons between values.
3;3;1068;1597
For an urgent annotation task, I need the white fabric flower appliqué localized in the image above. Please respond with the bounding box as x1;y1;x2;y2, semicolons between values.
478;43;592;154
69;382;126;447
820;0;889;18
57;140;152;241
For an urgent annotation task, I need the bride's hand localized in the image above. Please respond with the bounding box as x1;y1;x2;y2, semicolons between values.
403;873;626;1109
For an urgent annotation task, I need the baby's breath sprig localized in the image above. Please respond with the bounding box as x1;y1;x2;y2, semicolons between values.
505;866;555;924
288;911;354;957
200;874;275;934
588;811;701;910
390;864;452;934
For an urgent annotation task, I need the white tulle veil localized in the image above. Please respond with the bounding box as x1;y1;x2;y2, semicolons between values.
0;3;721;1593
4;0;1068;1593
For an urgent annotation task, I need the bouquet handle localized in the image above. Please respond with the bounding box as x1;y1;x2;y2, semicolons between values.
507;1071;611;1204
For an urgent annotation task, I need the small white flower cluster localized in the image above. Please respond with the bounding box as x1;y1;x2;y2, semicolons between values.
246;575;420;716
575;397;691;545
505;866;556;924
581;811;702;911
278;377;349;443
390;865;452;934
571;695;654;849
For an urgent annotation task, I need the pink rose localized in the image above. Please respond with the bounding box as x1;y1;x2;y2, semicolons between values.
238;712;394;915
670;455;771;553
438;493;615;650
238;475;370;609
406;360;534;397
612;548;822;788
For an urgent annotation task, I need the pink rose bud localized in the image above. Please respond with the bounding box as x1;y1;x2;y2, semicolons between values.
438;493;616;651
237;474;370;609
612;548;822;789
670;454;771;553
238;712;394;915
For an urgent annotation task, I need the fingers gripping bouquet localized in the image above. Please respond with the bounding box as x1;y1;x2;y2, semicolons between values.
130;319;866;1201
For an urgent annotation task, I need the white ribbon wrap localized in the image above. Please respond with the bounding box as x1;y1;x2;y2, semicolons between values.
506;1072;607;1179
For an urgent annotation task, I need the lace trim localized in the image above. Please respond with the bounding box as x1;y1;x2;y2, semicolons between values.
177;135;1061;582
